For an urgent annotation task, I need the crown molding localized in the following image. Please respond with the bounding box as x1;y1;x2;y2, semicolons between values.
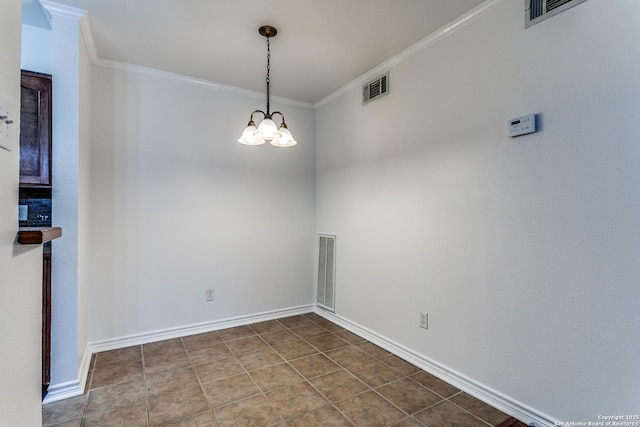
314;0;509;108
39;0;86;21
79;15;98;64
39;0;507;111
92;56;315;109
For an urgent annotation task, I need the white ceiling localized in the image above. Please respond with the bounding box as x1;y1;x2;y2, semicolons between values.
23;0;487;104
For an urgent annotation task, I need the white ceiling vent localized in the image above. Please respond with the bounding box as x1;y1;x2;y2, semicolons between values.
526;0;588;27
362;72;389;106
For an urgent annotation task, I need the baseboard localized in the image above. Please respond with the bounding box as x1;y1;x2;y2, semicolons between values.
88;304;314;354
314;307;555;427
45;303;553;426
42;379;83;404
44;304;314;404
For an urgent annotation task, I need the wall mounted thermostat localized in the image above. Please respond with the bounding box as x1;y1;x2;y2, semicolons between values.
508;114;536;138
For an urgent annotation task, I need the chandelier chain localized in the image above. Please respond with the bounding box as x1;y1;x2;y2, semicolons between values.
266;36;271;114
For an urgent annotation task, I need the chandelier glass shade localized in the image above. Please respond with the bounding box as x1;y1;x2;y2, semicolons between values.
238;26;297;148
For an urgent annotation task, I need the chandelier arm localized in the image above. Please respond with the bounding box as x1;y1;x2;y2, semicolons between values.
249;110;266;122
271;111;285;124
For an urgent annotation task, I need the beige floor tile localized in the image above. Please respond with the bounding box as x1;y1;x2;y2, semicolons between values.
265;381;329;420
160;410;218;426
289;324;330;338
310;370;369;403
334;329;366;344
202;373;261;408
410;371;460;398
301;312;325;323
325;345;375;368
148;385;209;426
305;333;350;352
146;366;199;397
249;362;304;392
250;319;287;334
82;401;148;427
194;357;245;384
225;335;269;355
347;359;404;388
45;419;82;427
94;346;141;370
42;395;85;426
337;390;405;427
143;338;185;357
314;320;345;333
390;417;425;427
214;395;282;427
272;340;318;361
90;359;143;389
290;353;341;379
181;331;222;351
286;405;353;427
414;400;489;427
237;347;284;371
379;354;421;376
217;325;255;342
144;350;190;374
187;343;232;366
355;342;392;358
376;377;442;415
277;315;315;329
450;392;510;426
85;380;146;414
261;329;302;346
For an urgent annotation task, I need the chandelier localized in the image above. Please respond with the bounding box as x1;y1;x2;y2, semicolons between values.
237;25;297;147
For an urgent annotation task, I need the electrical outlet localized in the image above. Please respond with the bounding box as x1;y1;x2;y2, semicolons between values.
205;288;215;301
419;312;428;329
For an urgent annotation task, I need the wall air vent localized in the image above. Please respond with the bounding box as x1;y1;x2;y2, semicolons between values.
362;72;389;106
526;0;588;28
316;234;336;312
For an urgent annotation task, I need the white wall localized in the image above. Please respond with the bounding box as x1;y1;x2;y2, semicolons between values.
77;18;92;390
32;1;92;399
88;66;316;341
21;23;52;75
316;0;640;422
0;0;44;425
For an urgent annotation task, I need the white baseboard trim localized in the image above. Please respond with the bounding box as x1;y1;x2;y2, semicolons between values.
42;379;83;404
314;307;556;427
88;304;314;354
43;343;93;404
44;305;314;405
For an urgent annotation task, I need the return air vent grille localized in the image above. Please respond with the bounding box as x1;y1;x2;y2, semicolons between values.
316;234;336;312
526;0;588;28
362;72;389;106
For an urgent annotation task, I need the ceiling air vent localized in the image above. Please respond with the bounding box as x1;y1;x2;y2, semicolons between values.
362;72;389;106
526;0;588;28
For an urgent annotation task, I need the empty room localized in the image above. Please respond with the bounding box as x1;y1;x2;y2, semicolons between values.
1;0;638;426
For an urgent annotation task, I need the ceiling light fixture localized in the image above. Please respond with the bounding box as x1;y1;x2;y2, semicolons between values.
237;25;297;148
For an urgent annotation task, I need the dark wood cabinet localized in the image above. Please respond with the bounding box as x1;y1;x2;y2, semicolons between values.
20;71;52;187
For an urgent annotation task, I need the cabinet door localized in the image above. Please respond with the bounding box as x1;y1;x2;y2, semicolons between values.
20;71;52;187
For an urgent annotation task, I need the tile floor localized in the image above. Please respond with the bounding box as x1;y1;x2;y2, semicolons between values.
42;313;526;427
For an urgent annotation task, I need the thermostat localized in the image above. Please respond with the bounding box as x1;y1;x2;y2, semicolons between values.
508;114;536;137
